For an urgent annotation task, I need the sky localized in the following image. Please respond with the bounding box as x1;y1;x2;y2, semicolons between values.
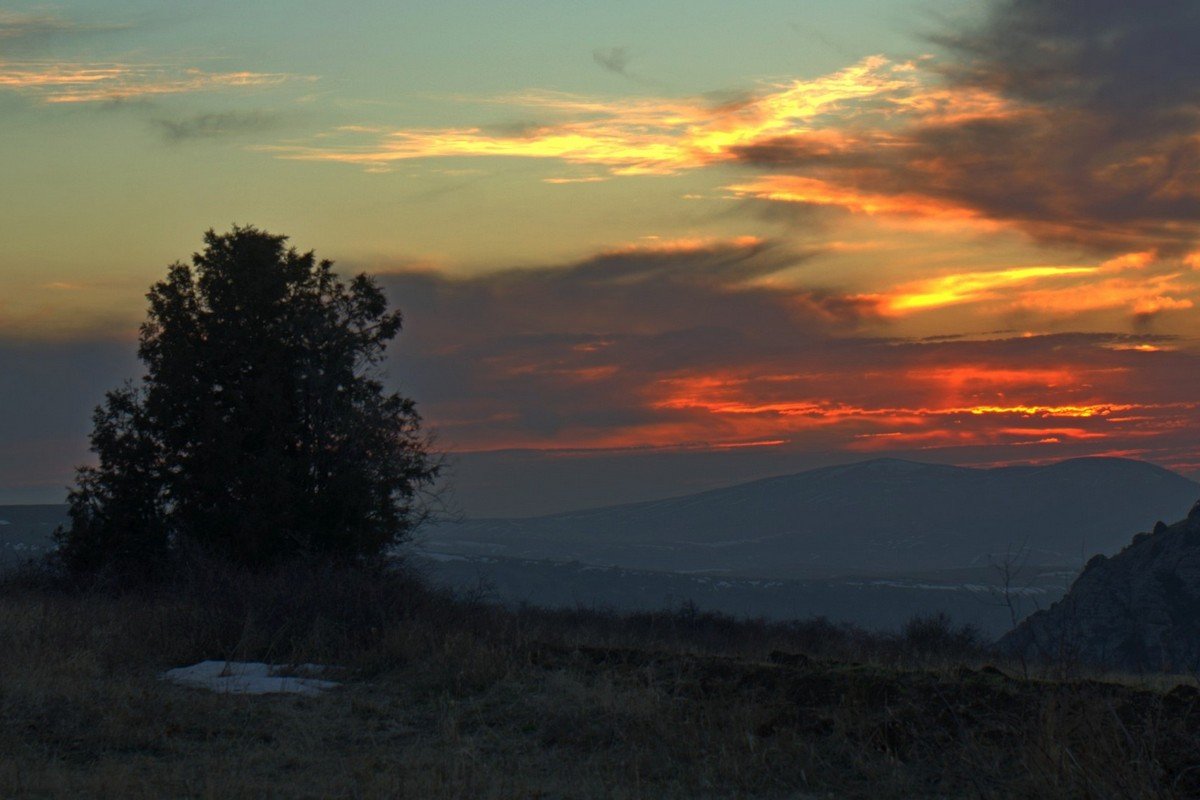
2;0;1199;515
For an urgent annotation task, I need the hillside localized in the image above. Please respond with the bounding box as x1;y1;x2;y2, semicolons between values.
425;457;1200;575
4;563;1200;798
1002;501;1200;672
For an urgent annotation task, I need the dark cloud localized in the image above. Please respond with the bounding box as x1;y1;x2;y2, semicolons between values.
0;12;71;41
590;46;663;88
385;239;860;356
362;241;1200;491
376;239;861;448
152;110;282;143
0;11;126;55
931;0;1200;121
479;119;552;138
592;46;632;77
924;1;1200;252
733;1;1200;254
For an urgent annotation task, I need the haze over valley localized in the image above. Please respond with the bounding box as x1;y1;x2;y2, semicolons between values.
8;456;1196;636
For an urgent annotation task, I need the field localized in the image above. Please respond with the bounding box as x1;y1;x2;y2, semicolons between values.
2;561;1199;799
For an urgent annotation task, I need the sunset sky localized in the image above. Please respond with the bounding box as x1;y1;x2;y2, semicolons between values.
3;0;1199;513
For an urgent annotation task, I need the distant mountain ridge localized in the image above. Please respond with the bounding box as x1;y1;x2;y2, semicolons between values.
6;457;1200;581
425;457;1200;576
0;504;67;564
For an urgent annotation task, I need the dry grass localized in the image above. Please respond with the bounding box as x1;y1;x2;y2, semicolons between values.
1;561;1198;799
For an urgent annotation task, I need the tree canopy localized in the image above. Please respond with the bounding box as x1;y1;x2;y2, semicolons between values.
58;226;439;577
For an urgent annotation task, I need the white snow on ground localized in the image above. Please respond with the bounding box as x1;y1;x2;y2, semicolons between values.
160;661;339;695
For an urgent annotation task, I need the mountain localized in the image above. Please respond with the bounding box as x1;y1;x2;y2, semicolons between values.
423;458;1200;576
1000;501;1200;671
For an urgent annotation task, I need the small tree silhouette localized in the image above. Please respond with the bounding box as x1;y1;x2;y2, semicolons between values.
57;226;439;579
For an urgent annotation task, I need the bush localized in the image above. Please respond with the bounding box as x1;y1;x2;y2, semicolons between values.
901;612;982;657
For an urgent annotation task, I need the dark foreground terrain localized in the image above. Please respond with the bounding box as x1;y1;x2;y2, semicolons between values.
2;563;1199;799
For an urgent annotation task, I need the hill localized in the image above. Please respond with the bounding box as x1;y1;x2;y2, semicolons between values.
1002;501;1200;672
3;562;1200;798
425;457;1200;575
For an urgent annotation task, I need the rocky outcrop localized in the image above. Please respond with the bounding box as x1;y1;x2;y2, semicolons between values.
1000;500;1200;672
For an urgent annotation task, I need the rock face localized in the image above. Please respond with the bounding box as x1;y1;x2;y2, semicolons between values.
1000;501;1200;672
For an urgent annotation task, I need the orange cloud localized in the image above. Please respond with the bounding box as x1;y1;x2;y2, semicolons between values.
646;381;1185;454
711;439;788;449
724;175;994;232
908;365;1083;388
1013;273;1195;316
856;253;1198;319
872;265;1097;313
1104;343;1169;352
0;64;124;88
0;61;300;102
267;56;939;174
654;390;1137;422
632;354;1199;457
1101;251;1157;271
604;235;765;256
542;176;609;184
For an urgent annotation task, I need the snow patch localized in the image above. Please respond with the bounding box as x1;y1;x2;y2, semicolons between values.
161;661;339;695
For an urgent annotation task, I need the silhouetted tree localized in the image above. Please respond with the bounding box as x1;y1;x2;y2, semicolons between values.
57;226;439;578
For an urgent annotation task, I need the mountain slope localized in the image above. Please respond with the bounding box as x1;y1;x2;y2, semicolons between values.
1000;501;1200;671
425;458;1200;575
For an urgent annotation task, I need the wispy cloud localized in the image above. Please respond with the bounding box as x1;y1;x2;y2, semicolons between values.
264;56;920;175
590;45;661;87
592;46;632;77
0;10;125;44
871;266;1099;314
0;10;70;39
0;61;301;103
725;174;998;232
855;251;1196;321
152;110;283;142
0;8;307;106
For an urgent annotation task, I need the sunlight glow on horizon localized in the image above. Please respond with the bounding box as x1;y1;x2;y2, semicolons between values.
2;0;1199;493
